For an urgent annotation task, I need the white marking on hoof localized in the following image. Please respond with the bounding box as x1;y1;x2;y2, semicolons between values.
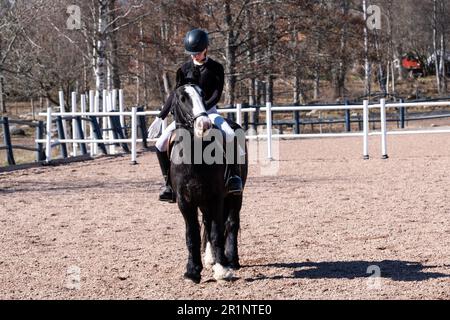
213;263;233;281
204;242;215;269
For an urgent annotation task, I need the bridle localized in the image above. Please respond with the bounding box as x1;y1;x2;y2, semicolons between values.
173;85;208;129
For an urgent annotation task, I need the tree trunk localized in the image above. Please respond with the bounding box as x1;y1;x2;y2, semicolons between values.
363;0;371;98
433;0;441;94
95;0;108;108
439;1;447;93
109;0;121;92
294;69;304;105
224;2;236;106
246;8;256;106
0;73;5;113
336;0;349;100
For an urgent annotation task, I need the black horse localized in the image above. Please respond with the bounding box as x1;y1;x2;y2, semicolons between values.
168;84;248;283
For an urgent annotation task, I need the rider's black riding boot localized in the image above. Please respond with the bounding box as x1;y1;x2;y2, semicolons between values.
156;150;175;202
226;164;243;195
225;141;243;195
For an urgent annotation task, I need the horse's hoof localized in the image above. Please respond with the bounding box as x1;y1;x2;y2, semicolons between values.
213;264;233;281
184;273;201;284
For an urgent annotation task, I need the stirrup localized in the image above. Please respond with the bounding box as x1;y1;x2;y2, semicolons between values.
159;186;176;203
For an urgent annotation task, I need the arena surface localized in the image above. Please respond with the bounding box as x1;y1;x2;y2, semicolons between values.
0;134;449;299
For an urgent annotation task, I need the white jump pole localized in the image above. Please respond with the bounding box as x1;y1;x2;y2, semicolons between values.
45;106;52;163
266;102;273;160
81;94;86;137
106;92;115;154
119;89;125;129
94;91;100;155
131;106;137;164
236;103;242;127
111;89;117;111
363;100;369;160
89;90;95;156
380;98;389;159
71;92;78;157
102;89;108;135
58;90;67;138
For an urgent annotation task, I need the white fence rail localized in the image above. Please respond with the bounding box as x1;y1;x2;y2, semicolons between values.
37;91;450;163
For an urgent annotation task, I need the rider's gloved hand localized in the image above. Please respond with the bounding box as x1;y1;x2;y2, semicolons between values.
148;116;163;139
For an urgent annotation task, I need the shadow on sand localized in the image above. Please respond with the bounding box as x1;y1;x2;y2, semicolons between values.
244;260;450;282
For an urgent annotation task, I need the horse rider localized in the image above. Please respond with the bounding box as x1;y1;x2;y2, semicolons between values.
148;28;243;202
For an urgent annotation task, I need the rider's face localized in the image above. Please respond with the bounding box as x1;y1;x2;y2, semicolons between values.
191;49;207;63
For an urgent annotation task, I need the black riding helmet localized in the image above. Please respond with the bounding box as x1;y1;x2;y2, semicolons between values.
184;29;209;55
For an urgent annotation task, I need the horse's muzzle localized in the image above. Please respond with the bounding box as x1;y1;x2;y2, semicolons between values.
194;116;212;138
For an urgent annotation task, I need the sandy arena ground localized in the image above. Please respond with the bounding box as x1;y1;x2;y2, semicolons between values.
0;134;449;300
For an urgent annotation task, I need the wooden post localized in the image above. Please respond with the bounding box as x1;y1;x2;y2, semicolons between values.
36;121;45;161
35;121;45;161
56;116;68;158
137;106;148;149
2;117;16;165
399;98;406;129
294;109;301;134
76;116;88;155
89;116;108;155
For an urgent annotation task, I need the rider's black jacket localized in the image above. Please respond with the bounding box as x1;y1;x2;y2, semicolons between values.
158;57;224;119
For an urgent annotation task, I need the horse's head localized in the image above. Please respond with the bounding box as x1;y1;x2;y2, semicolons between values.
173;84;212;138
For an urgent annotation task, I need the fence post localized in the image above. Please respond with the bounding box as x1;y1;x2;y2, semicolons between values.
131;107;137;164
253;105;260;132
89;90;95;156
380;98;389;159
243;103;249;131
58;90;67;144
45;107;52;163
399;98;405;129
119;89;128;138
266;102;273;160
363;100;369;160
294;109;301;135
2;117;16;165
36;121;45;161
137;106;148;148
81;94;87;137
71;92;78;157
106;92;115;155
93;91;100;155
236;103;242;127
345;100;351;132
56;116;68;158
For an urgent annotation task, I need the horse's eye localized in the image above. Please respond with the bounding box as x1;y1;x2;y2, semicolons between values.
180;95;186;103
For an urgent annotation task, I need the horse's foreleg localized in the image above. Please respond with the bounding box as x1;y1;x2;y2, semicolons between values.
224;196;242;270
207;200;233;281
201;218;215;269
180;202;202;284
